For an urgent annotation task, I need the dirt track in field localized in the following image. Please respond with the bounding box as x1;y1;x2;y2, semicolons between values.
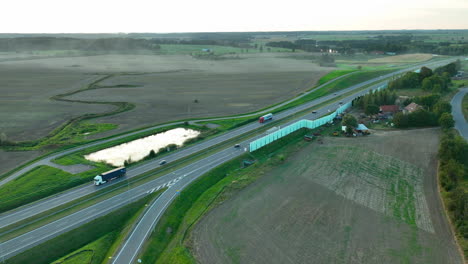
191;128;463;264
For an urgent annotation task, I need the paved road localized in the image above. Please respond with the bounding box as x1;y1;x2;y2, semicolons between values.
451;88;468;140
0;58;458;261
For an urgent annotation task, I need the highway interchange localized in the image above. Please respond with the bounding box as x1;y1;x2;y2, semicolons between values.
0;58;459;262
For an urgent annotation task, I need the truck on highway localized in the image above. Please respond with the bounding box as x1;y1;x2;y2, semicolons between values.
259;113;273;123
94;167;126;186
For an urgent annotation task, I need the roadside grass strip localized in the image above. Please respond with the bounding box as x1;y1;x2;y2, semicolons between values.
4;191;161;264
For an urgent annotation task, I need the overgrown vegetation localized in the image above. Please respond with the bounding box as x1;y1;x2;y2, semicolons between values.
140;128;310;263
5;192;157;264
438;129;468;259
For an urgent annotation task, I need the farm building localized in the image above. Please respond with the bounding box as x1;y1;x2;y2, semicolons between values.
403;102;422;114
379;105;400;114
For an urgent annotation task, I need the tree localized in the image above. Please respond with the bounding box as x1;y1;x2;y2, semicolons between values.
433;101;452;117
345;126;354;135
422;78;432;91
365;104;380;115
439;113;455;129
148;149;156;158
393;112;409;128
419;66;433;81
342;114;357;128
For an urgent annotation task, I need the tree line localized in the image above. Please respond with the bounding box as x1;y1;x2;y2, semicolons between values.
438;129;468;248
265;35;468;55
0;37;161;52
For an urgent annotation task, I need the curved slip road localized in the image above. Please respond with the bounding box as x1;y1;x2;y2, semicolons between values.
0;58;458;261
451;87;468;140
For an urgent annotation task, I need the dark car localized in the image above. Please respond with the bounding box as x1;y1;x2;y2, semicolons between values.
159;160;167;165
234;144;241;148
312;111;317;114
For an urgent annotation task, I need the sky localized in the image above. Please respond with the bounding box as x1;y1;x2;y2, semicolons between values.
1;0;467;33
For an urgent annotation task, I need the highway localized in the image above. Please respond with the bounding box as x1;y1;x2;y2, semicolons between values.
0;61;414;230
0;58;458;261
451;87;468;140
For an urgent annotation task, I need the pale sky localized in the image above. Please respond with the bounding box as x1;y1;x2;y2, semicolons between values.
1;0;467;33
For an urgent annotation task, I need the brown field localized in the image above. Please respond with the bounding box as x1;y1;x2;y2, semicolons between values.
191;128;463;264
367;53;433;64
0;54;331;141
0;150;43;176
63;54;332;137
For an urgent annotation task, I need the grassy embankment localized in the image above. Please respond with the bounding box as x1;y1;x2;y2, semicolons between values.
139;123;341;263
0;164;110;214
4;190;161;264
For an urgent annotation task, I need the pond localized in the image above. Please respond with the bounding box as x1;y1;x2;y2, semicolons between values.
85;128;200;166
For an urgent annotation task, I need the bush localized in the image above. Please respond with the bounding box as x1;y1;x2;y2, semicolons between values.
439;113;455;129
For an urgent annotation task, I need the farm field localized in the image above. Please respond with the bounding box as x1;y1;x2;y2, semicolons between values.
336;53;434;69
65;54;332;137
191;128;463;264
0;53;331;142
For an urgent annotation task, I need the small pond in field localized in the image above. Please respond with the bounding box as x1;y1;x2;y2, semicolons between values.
84;128;200;166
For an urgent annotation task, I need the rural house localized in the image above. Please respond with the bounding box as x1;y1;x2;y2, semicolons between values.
379;105;400;114
403;102;422;114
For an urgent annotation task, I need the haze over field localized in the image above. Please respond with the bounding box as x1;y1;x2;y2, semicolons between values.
1;0;468;33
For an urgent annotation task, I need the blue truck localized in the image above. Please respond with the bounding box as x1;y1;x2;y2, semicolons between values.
94;167;126;186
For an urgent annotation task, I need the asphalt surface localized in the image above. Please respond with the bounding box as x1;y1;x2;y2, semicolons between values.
0;58;458;261
451;87;468;140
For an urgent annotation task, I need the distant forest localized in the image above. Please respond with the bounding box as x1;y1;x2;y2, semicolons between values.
265;35;468;55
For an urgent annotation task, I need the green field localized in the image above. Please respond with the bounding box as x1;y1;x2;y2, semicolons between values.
0;164;110;213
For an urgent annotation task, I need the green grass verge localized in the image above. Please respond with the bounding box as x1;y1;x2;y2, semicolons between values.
51;232;118;264
317;69;357;85
139;128;312;263
4;191;159;264
0;164;110;214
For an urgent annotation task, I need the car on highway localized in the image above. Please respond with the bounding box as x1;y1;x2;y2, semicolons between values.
339;102;343;104
312;111;317;114
234;144;241;148
159;160;167;165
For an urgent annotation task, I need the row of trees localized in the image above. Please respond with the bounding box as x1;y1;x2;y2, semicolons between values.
265;35;468;55
438;130;468;241
388;62;459;93
0;37;161;52
354;89;398;115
